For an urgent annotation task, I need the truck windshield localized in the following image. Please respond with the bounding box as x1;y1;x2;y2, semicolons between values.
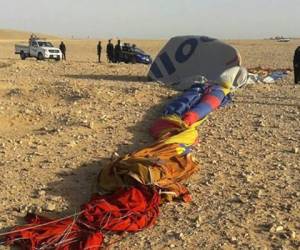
37;42;54;47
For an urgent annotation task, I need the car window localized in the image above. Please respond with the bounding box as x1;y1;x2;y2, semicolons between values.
31;41;38;47
133;48;145;54
37;42;54;47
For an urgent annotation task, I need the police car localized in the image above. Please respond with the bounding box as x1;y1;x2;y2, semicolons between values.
119;43;152;65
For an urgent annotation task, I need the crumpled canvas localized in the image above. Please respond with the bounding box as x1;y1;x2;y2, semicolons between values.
150;114;205;144
5;187;160;250
97;142;198;201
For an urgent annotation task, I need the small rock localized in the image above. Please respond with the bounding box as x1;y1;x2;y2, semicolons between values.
88;121;94;129
229;236;238;244
169;244;176;248
292;147;299;154
18;205;28;214
24;109;32;115
111;152;120;160
275;226;284;232
270;225;284;233
35;206;43;213
177;232;185;240
195;215;202;228
289;231;296;239
231;194;243;203
44;203;56;211
38;190;46;197
244;174;253;183
12;211;24;217
49;196;62;202
122;140;130;145
67;141;77;147
258;120;265;127
16;139;22;145
256;189;263;198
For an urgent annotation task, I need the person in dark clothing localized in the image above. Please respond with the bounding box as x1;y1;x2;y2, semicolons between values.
293;46;300;84
114;40;122;63
59;41;66;60
97;41;102;63
106;39;114;63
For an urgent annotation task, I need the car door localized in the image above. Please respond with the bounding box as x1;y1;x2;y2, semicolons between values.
30;41;39;57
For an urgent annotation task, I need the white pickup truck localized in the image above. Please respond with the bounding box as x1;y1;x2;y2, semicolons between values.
15;36;62;61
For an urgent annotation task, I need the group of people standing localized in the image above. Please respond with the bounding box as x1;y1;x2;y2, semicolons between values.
96;39;122;63
58;39;122;63
105;39;122;63
97;39;123;63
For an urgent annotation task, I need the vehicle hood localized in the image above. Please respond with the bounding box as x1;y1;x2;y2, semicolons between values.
136;52;151;57
41;46;61;51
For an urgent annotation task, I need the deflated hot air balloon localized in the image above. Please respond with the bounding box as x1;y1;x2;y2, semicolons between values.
148;36;246;90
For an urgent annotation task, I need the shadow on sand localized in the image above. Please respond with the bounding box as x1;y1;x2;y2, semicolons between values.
0;99;170;239
237;94;300;102
43;92;171;216
65;74;149;83
234;99;300;108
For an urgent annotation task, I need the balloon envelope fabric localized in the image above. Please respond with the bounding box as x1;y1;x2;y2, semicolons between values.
183;85;230;125
3;64;244;249
4;187;160;249
97;142;198;201
149;114;205;141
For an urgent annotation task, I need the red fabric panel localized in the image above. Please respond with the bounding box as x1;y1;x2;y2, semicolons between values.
5;215;95;250
201;95;221;110
5;187;160;250
82;232;103;250
81;186;160;232
149;118;182;139
182;111;199;126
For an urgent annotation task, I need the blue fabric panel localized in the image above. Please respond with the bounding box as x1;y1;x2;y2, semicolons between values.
160;52;176;75
179;144;192;155
150;62;163;79
164;89;202;116
189;103;213;119
220;94;233;107
208;88;226;101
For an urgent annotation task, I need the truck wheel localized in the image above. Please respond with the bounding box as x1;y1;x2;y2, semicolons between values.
37;53;44;61
20;51;26;60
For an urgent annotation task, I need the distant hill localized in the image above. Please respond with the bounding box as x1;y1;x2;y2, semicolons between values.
0;29;61;40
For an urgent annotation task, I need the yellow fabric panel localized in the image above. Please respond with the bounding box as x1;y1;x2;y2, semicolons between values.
161;114;188;129
163;119;205;146
220;86;231;95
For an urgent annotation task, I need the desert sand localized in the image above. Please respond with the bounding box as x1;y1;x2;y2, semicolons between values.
0;30;299;249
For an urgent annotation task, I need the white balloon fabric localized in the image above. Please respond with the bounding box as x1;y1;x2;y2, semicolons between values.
148;36;242;90
216;66;248;90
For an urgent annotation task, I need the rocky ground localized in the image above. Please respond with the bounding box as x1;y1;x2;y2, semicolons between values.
0;37;299;249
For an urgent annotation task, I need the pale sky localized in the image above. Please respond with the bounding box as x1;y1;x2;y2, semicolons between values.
0;0;299;39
